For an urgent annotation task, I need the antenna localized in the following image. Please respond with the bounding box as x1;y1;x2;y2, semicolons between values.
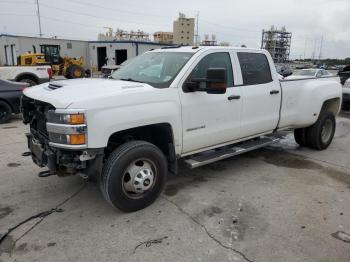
36;0;42;37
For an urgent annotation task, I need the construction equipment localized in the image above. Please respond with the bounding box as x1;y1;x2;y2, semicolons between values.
17;45;86;79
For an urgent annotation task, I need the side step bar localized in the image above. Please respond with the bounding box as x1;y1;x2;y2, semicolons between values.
184;136;279;169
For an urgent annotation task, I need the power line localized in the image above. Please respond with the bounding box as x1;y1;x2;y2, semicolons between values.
0;0;33;4
201;19;261;33
0;13;35;17
40;15;104;29
66;0;170;19
39;2;170;28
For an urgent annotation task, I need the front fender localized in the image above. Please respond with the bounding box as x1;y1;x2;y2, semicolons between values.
78;88;182;154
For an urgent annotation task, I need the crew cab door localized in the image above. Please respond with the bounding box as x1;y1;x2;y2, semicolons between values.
236;52;281;137
179;51;242;154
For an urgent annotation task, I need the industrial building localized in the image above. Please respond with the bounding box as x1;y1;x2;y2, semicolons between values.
0;34;170;71
153;32;174;44
173;13;195;45
88;40;170;71
261;26;292;63
0;34;88;66
0;13;196;71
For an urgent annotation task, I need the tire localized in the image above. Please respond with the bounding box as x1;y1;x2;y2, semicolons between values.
0;100;12;124
305;111;336;150
100;140;167;212
66;65;85;79
294;128;307;146
19;78;37;86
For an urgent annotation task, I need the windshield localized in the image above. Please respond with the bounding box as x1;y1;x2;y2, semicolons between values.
111;52;193;88
294;69;317;76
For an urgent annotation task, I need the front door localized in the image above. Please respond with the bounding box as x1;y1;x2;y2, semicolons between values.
179;51;242;154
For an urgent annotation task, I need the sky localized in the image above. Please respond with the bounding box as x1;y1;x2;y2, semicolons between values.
0;0;350;59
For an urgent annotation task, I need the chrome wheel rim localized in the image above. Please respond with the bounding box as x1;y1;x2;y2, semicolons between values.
321;119;333;144
122;159;156;199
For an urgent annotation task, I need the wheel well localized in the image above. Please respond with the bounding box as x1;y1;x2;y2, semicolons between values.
321;98;341;115
16;73;39;84
0;98;13;112
106;123;176;170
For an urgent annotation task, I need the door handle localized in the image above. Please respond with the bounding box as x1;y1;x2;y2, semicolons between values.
270;90;280;95
227;95;241;100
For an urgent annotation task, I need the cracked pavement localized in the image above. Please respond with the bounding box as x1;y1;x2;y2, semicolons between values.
0;113;350;262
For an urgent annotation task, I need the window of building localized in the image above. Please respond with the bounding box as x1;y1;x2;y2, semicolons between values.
187;52;234;88
237;52;272;85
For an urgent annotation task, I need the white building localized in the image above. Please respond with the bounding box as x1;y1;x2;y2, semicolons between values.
88;40;170;71
0;34;171;71
0;34;88;66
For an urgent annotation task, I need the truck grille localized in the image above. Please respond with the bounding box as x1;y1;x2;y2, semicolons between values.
21;96;55;142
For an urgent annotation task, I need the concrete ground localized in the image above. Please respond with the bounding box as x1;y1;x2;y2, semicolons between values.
0;113;349;262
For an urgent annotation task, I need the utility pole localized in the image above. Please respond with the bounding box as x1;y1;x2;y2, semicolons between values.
318;35;323;62
195;11;199;46
36;0;42;37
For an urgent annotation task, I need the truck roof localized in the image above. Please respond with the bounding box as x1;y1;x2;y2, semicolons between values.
151;46;265;53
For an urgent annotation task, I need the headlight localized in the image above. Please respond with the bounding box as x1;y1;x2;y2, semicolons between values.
46;110;87;147
47;111;85;125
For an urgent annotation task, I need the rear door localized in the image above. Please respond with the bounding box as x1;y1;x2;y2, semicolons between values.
236;51;281;137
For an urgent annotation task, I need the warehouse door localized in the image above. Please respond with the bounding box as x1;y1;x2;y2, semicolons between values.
115;49;127;65
97;46;107;71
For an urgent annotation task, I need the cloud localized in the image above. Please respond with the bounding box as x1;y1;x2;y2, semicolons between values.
0;0;349;58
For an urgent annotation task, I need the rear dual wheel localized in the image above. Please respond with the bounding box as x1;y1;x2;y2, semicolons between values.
294;111;336;150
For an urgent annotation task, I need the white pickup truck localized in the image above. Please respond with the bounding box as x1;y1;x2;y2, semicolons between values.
0;65;52;86
21;46;342;211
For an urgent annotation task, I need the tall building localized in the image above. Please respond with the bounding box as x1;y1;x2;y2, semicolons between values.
173;13;195;45
153;32;173;44
261;26;292;63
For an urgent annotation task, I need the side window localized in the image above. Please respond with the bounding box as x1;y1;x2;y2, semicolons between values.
190;52;234;87
237;52;272;85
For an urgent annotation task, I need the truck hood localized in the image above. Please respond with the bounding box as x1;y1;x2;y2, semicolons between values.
23;78;153;109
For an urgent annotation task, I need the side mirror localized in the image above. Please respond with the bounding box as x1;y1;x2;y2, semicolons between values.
184;67;227;94
206;68;227;94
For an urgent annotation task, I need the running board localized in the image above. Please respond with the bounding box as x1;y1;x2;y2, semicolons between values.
184;136;279;169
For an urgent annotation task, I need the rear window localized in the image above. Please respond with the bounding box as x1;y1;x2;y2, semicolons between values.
237;52;272;85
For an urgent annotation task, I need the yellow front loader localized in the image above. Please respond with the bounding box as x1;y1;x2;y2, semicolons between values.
17;45;86;79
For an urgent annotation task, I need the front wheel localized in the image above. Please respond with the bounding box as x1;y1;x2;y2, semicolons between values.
100;141;167;212
306;111;336;150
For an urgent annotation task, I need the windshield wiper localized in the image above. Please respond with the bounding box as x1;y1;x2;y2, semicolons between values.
119;78;143;83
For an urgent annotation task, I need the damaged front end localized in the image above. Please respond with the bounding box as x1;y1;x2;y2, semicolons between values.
21;96;103;178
